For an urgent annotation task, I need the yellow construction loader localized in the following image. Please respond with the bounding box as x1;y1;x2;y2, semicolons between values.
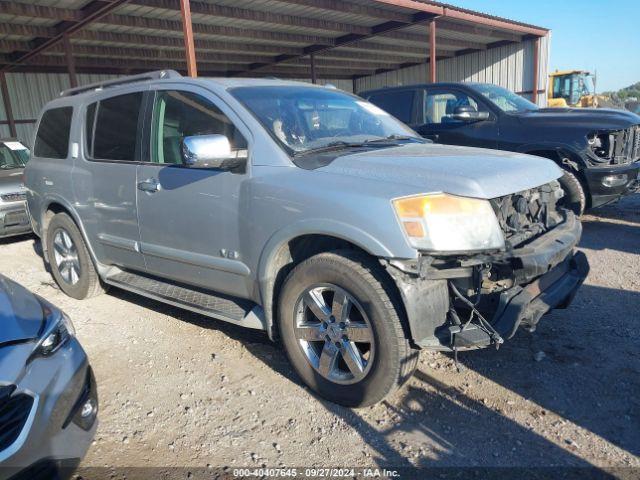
548;70;610;108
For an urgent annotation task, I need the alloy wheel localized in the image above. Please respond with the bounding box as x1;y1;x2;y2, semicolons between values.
52;229;81;285
294;284;374;385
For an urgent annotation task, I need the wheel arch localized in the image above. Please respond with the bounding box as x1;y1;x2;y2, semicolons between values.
40;198;99;267
257;222;407;342
524;148;591;200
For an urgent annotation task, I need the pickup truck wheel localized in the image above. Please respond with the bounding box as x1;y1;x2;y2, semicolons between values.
278;250;418;407
46;213;104;300
558;169;586;216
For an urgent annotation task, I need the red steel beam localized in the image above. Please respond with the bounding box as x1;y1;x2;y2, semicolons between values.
0;72;16;137
0;0;130;73
62;34;77;88
441;7;548;37
429;19;436;83
179;0;198;78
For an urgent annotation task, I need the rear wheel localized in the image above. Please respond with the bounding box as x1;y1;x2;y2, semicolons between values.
558;169;587;216
46;213;104;300
278;250;418;407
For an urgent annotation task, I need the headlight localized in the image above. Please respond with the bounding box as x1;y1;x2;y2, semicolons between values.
392;193;505;252
587;131;613;161
33;307;75;357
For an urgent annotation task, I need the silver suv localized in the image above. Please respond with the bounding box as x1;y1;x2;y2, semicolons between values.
25;71;588;407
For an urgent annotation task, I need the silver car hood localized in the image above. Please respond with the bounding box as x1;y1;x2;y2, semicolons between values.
317;143;562;199
0;168;25;196
0;275;44;345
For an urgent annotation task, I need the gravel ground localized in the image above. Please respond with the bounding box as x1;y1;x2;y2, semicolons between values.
1;195;638;475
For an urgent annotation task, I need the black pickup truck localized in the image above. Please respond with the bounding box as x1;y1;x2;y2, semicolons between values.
362;83;640;214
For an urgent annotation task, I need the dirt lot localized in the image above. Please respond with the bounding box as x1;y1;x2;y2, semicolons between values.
1;195;639;475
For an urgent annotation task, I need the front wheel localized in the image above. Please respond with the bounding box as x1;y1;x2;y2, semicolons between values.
558;169;587;216
278;250;418;407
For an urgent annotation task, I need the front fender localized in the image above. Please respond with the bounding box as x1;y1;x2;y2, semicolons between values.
256;218;416;339
517;142;589;169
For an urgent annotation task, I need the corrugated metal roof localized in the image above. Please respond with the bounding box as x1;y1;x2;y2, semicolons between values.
0;0;548;80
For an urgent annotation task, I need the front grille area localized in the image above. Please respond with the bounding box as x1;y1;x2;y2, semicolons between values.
612;126;640;164
490;182;564;248
0;192;26;203
0;385;34;452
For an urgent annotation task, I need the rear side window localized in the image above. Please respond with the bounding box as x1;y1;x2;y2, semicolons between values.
367;90;415;124
91;92;143;161
34;107;73;159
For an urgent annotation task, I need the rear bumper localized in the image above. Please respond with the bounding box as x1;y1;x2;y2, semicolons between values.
0;202;31;239
583;161;640;208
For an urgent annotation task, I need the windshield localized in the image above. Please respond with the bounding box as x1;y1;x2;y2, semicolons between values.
0;142;29;170
231;86;420;155
580;74;595;96
471;84;539;113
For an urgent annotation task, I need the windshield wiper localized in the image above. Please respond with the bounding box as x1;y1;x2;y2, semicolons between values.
364;135;425;144
294;141;374;156
295;136;424;156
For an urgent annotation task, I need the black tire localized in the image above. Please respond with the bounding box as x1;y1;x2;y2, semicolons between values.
278;250;419;407
46;213;104;300
558;169;587;216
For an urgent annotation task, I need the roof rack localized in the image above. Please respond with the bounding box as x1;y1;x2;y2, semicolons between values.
59;70;182;97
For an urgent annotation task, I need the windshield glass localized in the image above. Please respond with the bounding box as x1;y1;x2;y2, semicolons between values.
580;74;595;96
0;142;29;169
471;84;539;113
231;86;420;155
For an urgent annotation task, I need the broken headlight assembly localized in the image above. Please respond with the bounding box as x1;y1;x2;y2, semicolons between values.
392;193;505;252
587;131;613;162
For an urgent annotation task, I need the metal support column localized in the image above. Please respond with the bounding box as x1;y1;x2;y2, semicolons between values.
310;53;317;84
532;36;540;104
63;34;78;88
429;19;437;83
180;0;198;77
0;72;16;138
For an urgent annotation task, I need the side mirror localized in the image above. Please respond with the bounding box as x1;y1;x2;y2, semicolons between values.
181;134;246;171
451;105;490;122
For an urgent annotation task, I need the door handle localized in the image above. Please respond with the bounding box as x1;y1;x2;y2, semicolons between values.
137;179;160;193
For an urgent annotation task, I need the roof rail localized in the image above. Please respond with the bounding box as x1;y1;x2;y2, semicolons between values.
59;70;182;97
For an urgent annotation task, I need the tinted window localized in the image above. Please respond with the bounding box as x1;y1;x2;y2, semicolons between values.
93;92;143;161
367;90;415;123
151;90;247;165
34;107;73;159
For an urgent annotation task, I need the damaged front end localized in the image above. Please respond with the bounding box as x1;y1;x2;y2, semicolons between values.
385;181;589;352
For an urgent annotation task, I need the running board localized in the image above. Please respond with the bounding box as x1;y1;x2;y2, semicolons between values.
103;271;265;330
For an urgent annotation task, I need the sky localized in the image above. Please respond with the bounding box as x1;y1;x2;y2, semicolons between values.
447;0;640;92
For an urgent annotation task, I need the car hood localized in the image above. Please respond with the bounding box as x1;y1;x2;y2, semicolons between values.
0;275;45;345
514;108;640;129
0;168;26;195
316;143;562;199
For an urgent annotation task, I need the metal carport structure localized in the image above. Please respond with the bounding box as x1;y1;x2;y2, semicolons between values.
0;0;549;143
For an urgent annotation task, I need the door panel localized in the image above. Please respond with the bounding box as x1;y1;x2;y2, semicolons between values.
136;88;252;297
416;88;498;149
72;90;146;270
